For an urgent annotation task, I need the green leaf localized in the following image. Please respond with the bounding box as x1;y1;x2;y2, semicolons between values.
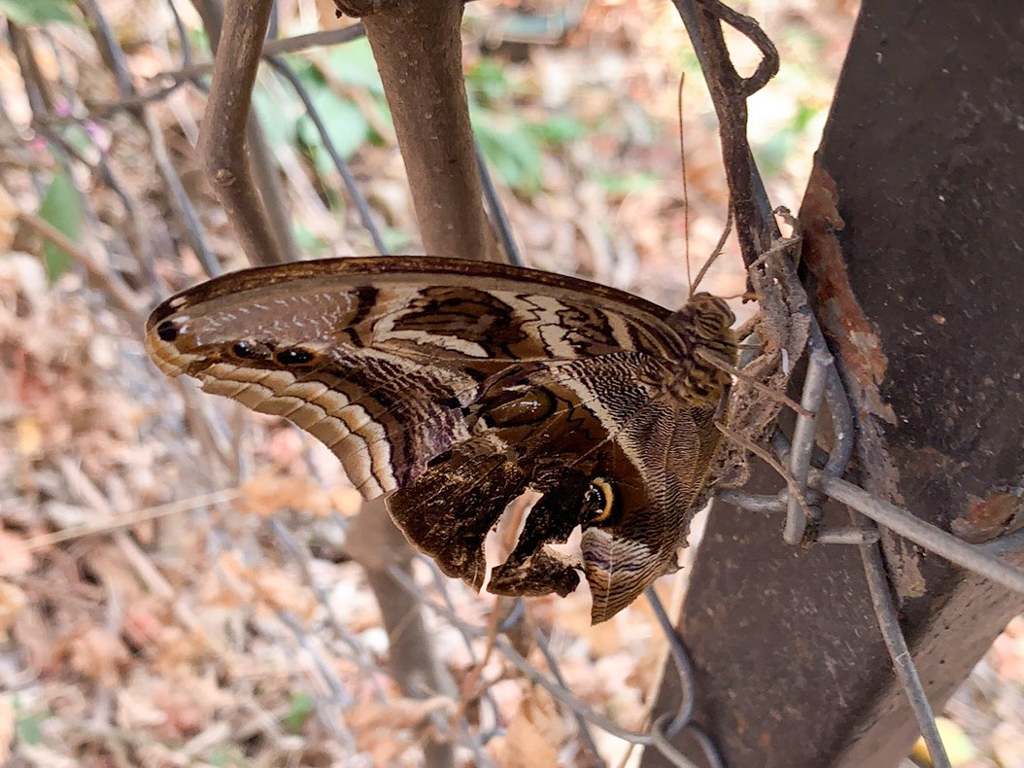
527;114;586;146
58;122;95;155
593;170;658;196
292;220;331;256
754;101;821;176
472;111;543;195
16;712;45;745
296;81;370;171
382;226;411;253
0;0;79;25
189;27;211;58
206;746;247;767
252;86;297;149
325;39;384;95
282;691;315;733
466;59;510;106
37;169;82;280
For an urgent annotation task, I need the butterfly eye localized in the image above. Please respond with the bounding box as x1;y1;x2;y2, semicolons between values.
156;321;179;342
232;340;271;360
276;348;315;365
582;477;616;525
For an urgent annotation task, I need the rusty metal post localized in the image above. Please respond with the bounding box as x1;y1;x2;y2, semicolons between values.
642;2;1024;766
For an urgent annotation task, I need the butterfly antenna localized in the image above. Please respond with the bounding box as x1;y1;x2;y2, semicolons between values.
691;211;733;295
678;71;734;298
679;71;693;296
710;289;756;302
734;313;761;343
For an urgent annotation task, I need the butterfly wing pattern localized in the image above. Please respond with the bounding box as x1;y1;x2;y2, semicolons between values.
146;257;737;623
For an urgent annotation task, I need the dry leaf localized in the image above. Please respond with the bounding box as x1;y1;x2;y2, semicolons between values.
0;184;16;254
150;626;213;673
237;469;331;517
0;530;33;577
64;626;129;688
86;543;146;602
123;599;171;648
152;685;204;740
16;742;80;768
992;616;1024;681
0;694;13;764
116;685;168;731
348;696;453;733
214;550;317;622
267;427;305;468
0;581;27;636
15;416;42;456
315;0;351;28
499;685;564;768
329;486;363;517
199;553;253;611
348;696;454;766
250;567;318;622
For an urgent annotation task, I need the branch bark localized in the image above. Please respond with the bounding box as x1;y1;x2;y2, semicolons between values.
348;502;458;768
671;0;779;263
328;4;507;768
357;0;501;260
195;0;297;266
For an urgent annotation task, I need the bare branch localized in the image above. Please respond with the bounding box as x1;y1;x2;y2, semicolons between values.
361;0;501;260
197;0;291;266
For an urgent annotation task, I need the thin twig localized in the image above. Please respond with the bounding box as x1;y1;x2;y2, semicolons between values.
148;25;368;89
361;0;500;261
714;421;815;523
74;0;221;276
19;212;144;321
747;234;800;272
24;489;242;550
265;56;388;253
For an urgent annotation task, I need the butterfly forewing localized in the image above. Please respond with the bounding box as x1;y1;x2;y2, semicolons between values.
146;256;736;623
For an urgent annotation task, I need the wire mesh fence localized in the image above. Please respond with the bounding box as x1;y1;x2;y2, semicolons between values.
2;2;1023;768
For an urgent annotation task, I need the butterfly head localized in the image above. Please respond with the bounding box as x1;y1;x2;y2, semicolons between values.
672;292;736;349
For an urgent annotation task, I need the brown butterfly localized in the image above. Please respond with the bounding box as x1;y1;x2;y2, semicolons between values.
146;256;737;623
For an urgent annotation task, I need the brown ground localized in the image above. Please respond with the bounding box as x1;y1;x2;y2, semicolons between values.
0;1;1020;766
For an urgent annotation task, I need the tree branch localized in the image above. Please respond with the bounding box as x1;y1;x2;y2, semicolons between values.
358;0;501;260
196;0;294;266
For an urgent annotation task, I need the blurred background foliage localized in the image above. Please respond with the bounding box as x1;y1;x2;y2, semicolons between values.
2;1;1022;767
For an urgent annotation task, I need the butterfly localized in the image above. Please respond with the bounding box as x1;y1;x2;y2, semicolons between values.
146;256;737;623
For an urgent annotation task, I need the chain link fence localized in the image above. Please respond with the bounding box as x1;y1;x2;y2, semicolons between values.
2;2;1023;768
